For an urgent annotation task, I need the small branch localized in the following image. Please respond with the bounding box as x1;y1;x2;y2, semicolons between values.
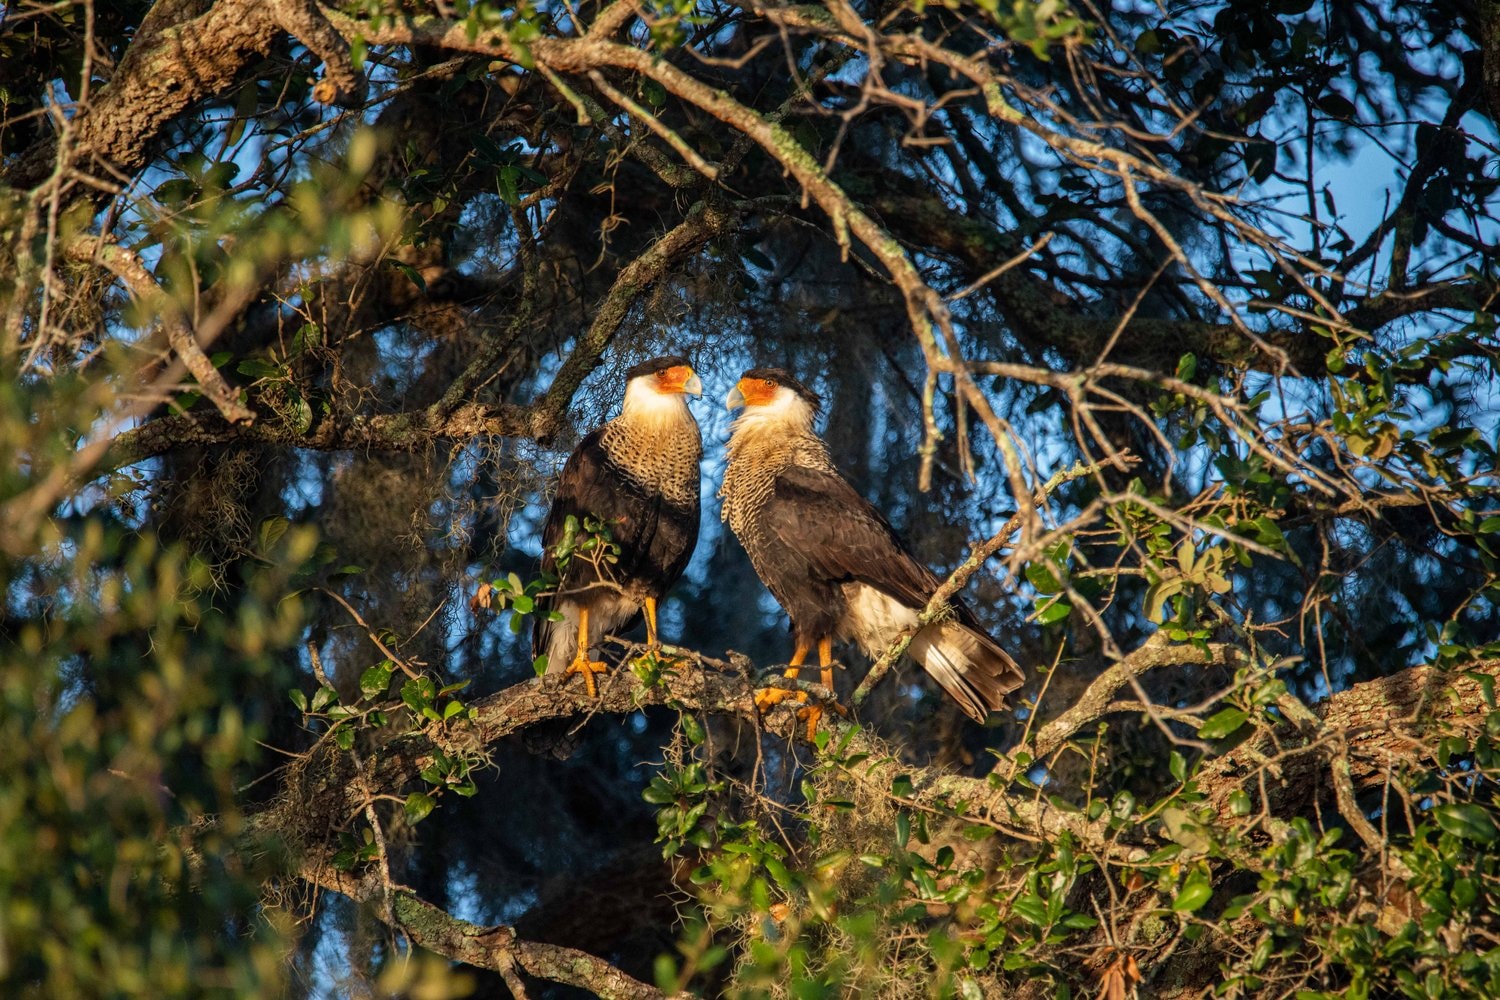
586;0;640;38
852;454;1137;709
320;588;422;680
947;231;1054;303
1023;631;1233;760
588;70;720;180
532;200;737;436
65;236;255;426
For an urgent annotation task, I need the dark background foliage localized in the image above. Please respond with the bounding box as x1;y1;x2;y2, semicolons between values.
2;0;1498;996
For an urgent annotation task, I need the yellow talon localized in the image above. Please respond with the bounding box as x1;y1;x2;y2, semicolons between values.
754;636;847;740
566;655;609;697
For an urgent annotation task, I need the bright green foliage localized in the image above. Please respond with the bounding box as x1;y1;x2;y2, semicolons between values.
0;518;308;995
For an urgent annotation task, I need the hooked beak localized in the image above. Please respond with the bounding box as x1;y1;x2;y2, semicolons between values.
726;385;746;410
682;371;703;397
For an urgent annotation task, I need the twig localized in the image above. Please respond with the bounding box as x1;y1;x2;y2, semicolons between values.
587;70;720;179
947;231;1054;302
64;235;255;425
852;453;1137;709
319;587;422;680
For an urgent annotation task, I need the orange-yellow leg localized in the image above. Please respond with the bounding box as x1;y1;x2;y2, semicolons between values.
633;596;681;667
566;605;609;697
755;638;811;711
755;638;846;740
645;596;660;649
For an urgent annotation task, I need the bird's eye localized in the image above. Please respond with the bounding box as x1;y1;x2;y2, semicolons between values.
762;380;776;389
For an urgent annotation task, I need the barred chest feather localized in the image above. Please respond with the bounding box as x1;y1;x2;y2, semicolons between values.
600;413;701;507
720;429;831;543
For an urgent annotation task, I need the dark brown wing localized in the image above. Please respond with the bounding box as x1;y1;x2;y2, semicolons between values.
537;429;610;577
761;464;942;608
762;463;1023;719
531;427;701;660
533;428;614;660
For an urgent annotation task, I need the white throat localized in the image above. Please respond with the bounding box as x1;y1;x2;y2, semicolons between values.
621;376;694;428
729;386;817;440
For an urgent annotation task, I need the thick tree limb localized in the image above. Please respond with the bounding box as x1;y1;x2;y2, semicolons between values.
261;632;1499;891
237;626;1498;991
1199;659;1500;818
105;400;538;469
301;861;675;999
4;0;362;197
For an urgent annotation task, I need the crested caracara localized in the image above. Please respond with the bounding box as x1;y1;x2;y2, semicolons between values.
533;355;703;694
720;367;1024;726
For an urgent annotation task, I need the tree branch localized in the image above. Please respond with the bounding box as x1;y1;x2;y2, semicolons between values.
65;236;255;426
268;0;367;106
301;861;675;999
531;199;738;436
105;400;537;469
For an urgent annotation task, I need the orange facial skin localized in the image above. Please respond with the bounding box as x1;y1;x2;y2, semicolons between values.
654;365;703;396
729;377;780;408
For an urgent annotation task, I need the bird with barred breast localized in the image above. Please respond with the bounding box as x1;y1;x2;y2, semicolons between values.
719;367;1024;732
533;355;703;695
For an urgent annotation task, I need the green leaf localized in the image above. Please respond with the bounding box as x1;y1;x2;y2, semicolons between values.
393;262;427;293
405;791;436;825
1034;598;1071;625
311;686;338;712
1172;869;1213;912
1011;893;1048;926
334;727;355;750
236;358;282;380
154;178;198;205
1432;803;1498;844
442;700;464;720
289;688;309;712
1161;807;1212;854
402;676;436;712
359;661;393;699
1197;707;1249;740
1025;561;1062;593
257;515;290;553
642;778;676;805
